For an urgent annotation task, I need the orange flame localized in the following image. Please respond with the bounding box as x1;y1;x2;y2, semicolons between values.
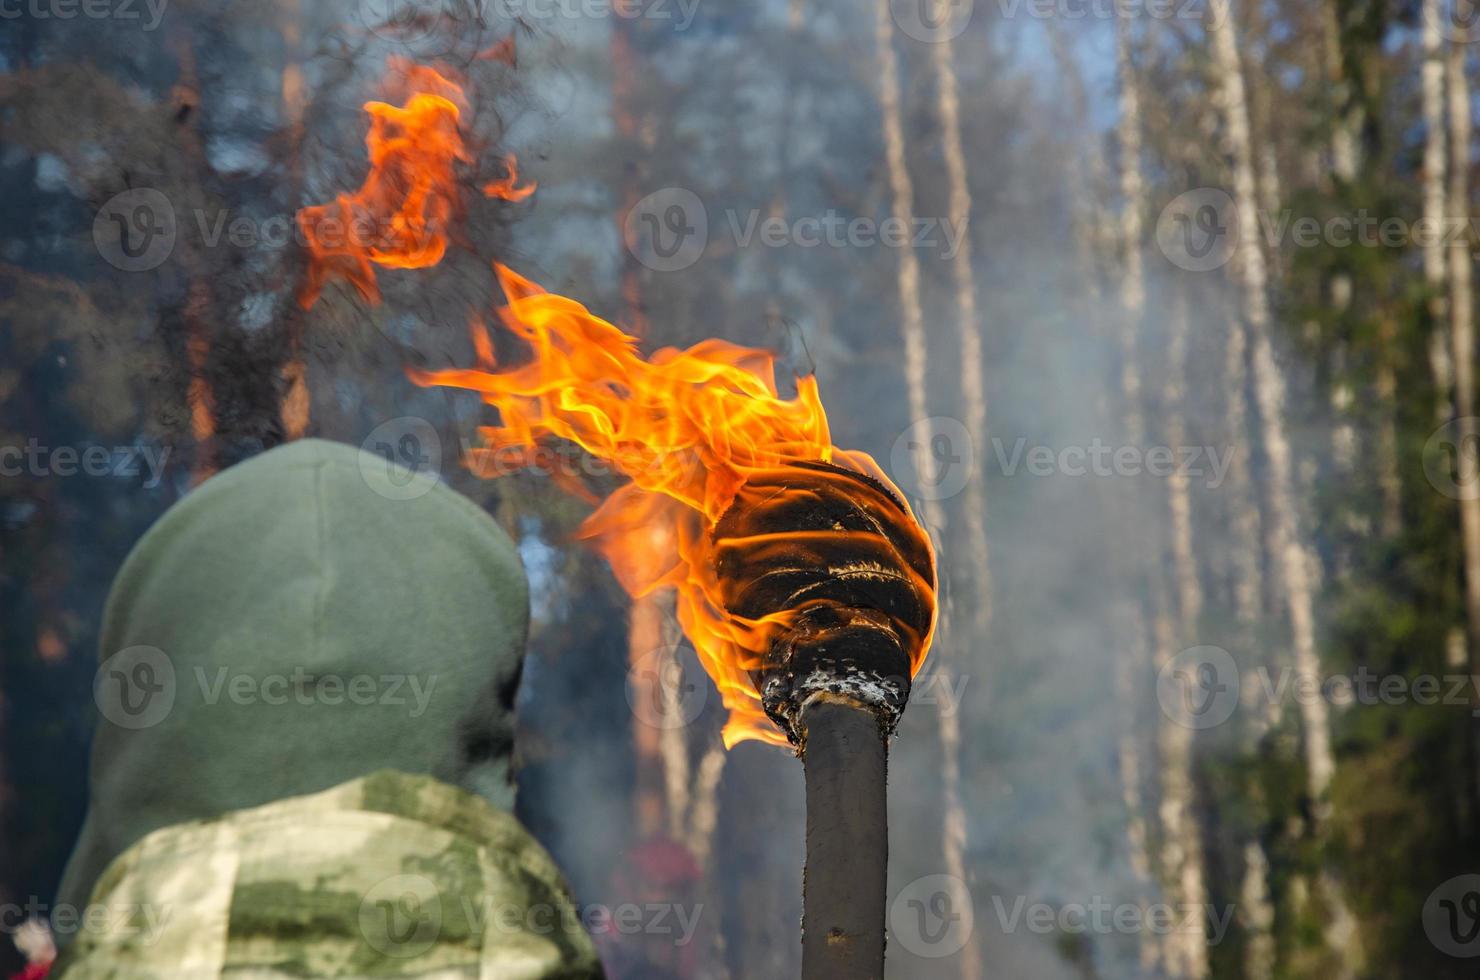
412;264;935;747
312;60;932;746
297;61;496;308
483;153;536;202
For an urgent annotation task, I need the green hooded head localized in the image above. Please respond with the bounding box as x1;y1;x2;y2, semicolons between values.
56;438;531;918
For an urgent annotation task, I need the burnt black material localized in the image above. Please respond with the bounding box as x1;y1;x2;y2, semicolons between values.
713;460;935;742
800;698;889;980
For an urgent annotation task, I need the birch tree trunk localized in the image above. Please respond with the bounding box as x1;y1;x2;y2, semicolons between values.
1242;0;1283;268
1114;22;1178;975
1115;620;1163;976
1207;1;1361;972
1445;30;1480;800
1211;16;1267;635
1223;303;1278;980
928;6;993;645
1240;836;1277;980
872;6;978;978
1223;314;1264;633
1159;289;1212;980
1209;0;1333;824
1424;0;1451;421
683;742;728;870
1322;0;1361;185
1115;22;1144;432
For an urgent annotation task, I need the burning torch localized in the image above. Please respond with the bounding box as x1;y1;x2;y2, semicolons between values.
411;263;939;980
716;461;935;980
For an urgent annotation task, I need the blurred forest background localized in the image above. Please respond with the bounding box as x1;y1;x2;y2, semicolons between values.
4;0;1480;976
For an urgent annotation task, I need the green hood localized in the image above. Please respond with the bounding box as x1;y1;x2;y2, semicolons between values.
57;438;531;919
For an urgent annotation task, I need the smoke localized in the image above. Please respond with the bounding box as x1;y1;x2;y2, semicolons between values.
3;0;1367;977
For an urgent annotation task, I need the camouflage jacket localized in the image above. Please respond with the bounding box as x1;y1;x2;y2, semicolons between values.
53;770;604;979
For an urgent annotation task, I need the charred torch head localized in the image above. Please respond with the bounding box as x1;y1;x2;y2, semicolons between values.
713;460;936;745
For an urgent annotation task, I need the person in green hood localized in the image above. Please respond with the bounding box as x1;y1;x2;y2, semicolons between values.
47;438;604;979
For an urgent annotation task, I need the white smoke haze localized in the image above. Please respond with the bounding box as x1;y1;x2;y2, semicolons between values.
3;0;1469;978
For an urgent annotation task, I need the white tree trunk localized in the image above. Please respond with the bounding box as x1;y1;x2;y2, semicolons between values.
1115;614;1164;975
1209;0;1334;819
1159;291;1212;980
1115;21;1144;441
1240;838;1277;980
684;742;728;870
1118;22;1207;975
929;19;994;643
1424;0;1451;418
1446;31;1480;792
872;8;978;979
1223;314;1265;634
1208;2;1361;972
